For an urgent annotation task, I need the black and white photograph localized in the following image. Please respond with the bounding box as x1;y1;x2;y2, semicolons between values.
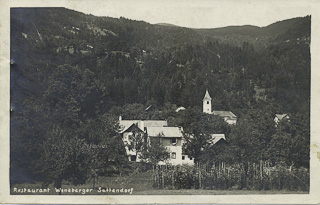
1;0;320;204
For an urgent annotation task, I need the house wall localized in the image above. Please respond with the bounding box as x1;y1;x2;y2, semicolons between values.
165;140;182;165
181;155;194;165
161;137;182;147
225;118;237;125
160;138;184;165
122;131;143;162
123;132;194;166
203;100;212;114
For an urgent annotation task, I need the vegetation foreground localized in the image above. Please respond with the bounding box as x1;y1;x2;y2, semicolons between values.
11;169;308;195
11;163;309;195
10;8;310;194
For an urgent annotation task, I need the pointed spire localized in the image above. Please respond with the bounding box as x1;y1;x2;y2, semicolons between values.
203;89;212;101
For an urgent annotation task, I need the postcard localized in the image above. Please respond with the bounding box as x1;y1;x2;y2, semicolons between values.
1;0;320;204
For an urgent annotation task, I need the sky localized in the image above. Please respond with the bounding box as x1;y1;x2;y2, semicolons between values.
65;0;311;28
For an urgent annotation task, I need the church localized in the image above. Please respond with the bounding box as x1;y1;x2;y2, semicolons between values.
203;89;237;125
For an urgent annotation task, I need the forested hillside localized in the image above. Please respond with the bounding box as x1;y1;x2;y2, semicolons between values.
10;8;310;186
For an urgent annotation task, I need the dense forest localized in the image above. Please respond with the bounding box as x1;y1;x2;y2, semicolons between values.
10;8;310;187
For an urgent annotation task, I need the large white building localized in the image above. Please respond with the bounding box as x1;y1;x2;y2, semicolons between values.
146;126;194;165
203;89;237;125
119;118;194;165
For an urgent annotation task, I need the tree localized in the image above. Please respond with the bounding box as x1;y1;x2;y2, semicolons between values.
268;112;309;168
36;113;128;190
227;109;275;164
126;124;147;159
140;134;170;165
22;63;129;188
37;130;91;189
173;107;230;163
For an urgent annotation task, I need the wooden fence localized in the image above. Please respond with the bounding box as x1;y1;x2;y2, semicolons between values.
152;161;309;191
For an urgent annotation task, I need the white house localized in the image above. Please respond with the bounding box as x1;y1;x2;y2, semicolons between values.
208;134;227;145
119;118;194;165
119;122;145;162
274;113;290;125
203;89;237;125
146;126;194;165
211;111;237;125
119;118;168;162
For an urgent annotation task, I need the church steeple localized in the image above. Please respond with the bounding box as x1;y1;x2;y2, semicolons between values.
203;89;212;114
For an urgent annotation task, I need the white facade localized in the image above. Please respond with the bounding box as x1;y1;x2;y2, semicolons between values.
225;118;237;125
274;113;289;125
203;89;237;125
211;110;237;125
119;119;194;166
146;126;194;166
156;137;193;166
122;130;144;162
203;89;212;114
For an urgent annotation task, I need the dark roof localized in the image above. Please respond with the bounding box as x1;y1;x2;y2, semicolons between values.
203;89;212;101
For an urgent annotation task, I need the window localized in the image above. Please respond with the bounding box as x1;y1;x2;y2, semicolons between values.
190;157;192;160
130;155;137;161
171;152;176;159
182;156;185;160
171;138;177;144
207;101;209;104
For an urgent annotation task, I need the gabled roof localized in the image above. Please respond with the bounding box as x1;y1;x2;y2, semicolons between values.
144;120;168;127
119;120;140;133
119;123;144;134
208;134;226;144
212;110;237;119
146;127;183;138
119;120;168;133
203;89;212;101
275;114;289;120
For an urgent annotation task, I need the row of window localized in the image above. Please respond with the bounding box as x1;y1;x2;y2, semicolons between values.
171;153;192;160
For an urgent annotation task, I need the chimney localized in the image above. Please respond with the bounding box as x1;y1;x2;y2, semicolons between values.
139;120;144;130
119;115;122;121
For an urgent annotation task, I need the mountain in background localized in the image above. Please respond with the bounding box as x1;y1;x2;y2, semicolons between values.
11;7;310;113
155;23;180;27
10;7;310;185
197;16;310;48
10;7;310;116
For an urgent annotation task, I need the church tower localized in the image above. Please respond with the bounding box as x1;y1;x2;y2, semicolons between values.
203;89;212;114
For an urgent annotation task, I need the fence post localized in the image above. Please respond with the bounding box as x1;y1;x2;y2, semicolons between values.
172;166;174;189
260;160;263;179
157;165;160;189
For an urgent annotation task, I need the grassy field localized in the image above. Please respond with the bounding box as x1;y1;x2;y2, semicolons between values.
11;170;308;195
